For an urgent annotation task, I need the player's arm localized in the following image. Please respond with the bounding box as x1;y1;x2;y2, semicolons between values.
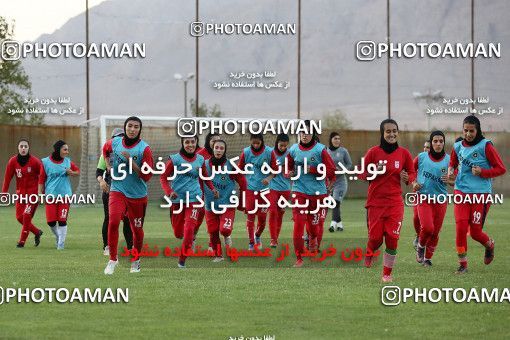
315;148;337;184
160;159;176;198
343;149;354;170
411;156;422;191
448;147;459;180
66;161;80;177
358;148;373;181
1;158;15;193
477;142;507;178
237;151;246;169
137;146;154;182
38;165;47;194
96;155;109;193
402;150;416;185
231;172;247;211
262;152;278;185
200;163;219;198
102;139;113;172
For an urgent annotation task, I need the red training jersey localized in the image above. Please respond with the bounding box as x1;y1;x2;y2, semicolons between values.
359;146;416;208
2;155;42;195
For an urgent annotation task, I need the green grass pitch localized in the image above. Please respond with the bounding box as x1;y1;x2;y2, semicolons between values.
0;199;508;339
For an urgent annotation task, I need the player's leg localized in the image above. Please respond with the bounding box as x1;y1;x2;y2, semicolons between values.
381;205;404;282
275;191;290;242
104;192;128;274
244;190;256;249
268;190;279;247
178;205;200;267
107;191;128;261
454;202;470;273
317;205;327;250
101;191;109;254
467;201;494;265
416;203;434;263
56;203;70;250
329;200;340;232
45;203;59;247
331;183;345;231
125;197;148;273
292;193;308;267
22;203;42;246
170;204;185;239
122;214;133;250
254;205;268;247
195;206;205;237
365;207;385;268
423;203;447;265
16;203;29;247
412;205;421;250
206;211;221;257
219;208;235;248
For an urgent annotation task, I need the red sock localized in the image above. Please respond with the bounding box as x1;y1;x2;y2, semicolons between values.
179;220;196;263
293;210;306;260
255;211;267;237
268;210;278;241
276;210;284;239
18;226;30;244
246;216;255;244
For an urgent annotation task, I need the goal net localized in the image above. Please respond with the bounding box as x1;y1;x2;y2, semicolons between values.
76;115;299;201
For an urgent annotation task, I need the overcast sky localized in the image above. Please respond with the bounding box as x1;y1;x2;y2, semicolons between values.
1;0;106;42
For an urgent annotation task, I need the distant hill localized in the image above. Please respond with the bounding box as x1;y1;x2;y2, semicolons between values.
21;0;509;131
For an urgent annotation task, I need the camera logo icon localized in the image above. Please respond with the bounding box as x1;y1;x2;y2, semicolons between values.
405;192;419;207
0;193;11;206
190;22;205;37
177;118;197;138
1;40;21;61
356;40;376;61
381;286;401;306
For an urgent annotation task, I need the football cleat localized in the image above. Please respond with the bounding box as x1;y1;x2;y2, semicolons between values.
381;275;393;283
416;247;425;264
35;230;43;247
224;236;232;247
104;260;118;275
293;259;304;268
455;265;468;274
130;260;141;273
484;240;495;265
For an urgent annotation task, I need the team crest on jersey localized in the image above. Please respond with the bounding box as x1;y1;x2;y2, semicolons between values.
394;161;400;168
221;175;226;181
472;152;478;158
16;169;22;178
133;156;138;161
311;157;316;162
27;167;31;173
441;168;446;173
459;156;463;161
